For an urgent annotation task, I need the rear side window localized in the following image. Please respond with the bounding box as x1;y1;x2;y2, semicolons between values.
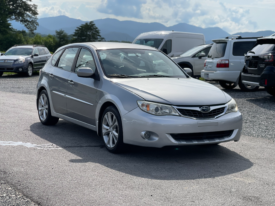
43;48;50;54
51;50;63;66
58;48;79;72
208;42;227;58
161;40;172;54
233;41;256;56
252;44;275;54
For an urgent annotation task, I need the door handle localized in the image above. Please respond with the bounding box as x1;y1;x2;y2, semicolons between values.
49;73;54;77
68;80;74;85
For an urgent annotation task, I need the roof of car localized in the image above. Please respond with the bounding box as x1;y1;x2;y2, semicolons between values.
61;42;158;50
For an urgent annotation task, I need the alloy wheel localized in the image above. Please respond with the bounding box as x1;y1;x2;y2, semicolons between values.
102;112;119;148
38;94;49;121
28;65;33;76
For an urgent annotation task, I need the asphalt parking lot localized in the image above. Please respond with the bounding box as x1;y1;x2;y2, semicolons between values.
0;74;275;205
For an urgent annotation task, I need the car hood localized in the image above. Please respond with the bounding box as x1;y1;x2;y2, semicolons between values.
114;78;231;106
0;55;26;60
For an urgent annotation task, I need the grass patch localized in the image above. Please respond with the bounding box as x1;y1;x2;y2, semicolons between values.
199;77;205;81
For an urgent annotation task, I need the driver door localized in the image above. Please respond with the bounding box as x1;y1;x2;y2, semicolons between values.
193;47;211;76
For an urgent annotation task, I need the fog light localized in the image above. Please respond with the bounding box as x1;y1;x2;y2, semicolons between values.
19;68;22;71
141;131;159;141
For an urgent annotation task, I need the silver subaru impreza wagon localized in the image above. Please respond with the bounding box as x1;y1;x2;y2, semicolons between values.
36;42;242;153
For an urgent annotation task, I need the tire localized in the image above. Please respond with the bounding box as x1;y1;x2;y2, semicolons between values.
219;81;237;89
38;90;59;125
100;106;125;153
26;64;33;77
238;75;259;91
0;72;3;77
266;86;275;96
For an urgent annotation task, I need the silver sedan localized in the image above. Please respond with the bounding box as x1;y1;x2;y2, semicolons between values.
36;42;242;153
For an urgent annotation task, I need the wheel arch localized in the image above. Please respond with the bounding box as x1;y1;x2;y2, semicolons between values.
178;61;193;70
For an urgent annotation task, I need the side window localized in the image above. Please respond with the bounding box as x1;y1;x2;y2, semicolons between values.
194;47;211;58
57;48;79;72
33;48;39;55
51;49;63;66
38;48;46;55
44;48;50;54
75;48;96;72
233;41;256;56
161;40;172;54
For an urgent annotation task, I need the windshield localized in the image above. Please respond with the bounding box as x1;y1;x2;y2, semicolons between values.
208;42;227;58
180;45;206;57
97;49;187;78
5;48;33;56
133;39;163;49
251;44;275;54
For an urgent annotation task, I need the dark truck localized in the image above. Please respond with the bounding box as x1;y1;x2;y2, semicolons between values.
241;36;275;96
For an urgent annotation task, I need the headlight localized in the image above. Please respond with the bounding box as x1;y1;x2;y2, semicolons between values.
137;101;179;116
14;58;25;64
226;99;238;113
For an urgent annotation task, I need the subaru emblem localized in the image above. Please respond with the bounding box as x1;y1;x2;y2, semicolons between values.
200;106;211;113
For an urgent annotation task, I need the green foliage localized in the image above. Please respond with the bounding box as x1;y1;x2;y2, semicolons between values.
0;0;38;32
55;30;69;48
72;21;104;42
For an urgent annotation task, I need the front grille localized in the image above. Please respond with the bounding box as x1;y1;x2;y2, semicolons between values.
249;61;258;68
177;107;225;119
0;61;13;66
170;130;234;142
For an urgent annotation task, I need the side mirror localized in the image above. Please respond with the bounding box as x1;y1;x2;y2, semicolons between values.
198;52;206;59
34;53;39;57
184;68;193;76
0;53;4;56
77;67;95;78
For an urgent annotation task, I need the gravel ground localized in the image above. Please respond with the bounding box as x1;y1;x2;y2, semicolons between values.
1;73;275;140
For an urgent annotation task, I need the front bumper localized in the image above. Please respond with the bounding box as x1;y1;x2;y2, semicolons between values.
201;70;240;83
241;66;275;87
0;64;28;73
122;107;242;148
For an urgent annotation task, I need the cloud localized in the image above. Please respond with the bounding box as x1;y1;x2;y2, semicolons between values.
97;0;146;18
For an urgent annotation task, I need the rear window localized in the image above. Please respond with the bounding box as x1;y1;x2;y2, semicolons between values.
233;41;256;56
133;39;163;49
251;44;275;54
208;42;227;58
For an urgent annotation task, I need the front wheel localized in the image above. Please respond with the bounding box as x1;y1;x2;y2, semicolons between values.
38;90;59;125
238;76;259;91
101;106;125;153
26;64;33;77
266;86;275;96
219;81;237;89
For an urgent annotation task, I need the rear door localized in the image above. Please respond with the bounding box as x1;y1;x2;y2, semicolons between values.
230;40;256;72
66;47;98;126
49;47;79;116
32;48;41;70
38;47;47;69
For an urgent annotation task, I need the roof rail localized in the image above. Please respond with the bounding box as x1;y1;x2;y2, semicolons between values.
13;44;45;47
225;35;241;39
226;35;262;40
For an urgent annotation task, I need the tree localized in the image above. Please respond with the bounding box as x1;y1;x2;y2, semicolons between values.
0;0;38;32
55;30;69;49
72;21;104;42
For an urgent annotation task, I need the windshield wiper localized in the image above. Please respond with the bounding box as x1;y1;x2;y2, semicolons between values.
108;74;131;78
248;50;255;54
138;75;172;78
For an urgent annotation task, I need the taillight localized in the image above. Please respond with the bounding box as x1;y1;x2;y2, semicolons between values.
217;59;229;68
260;54;273;62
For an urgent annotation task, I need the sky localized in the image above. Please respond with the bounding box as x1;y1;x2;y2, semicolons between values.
33;0;274;34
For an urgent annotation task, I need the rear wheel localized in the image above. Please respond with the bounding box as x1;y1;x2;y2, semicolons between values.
0;72;3;77
266;86;275;96
219;81;237;89
101;106;125;153
238;75;259;91
38;90;59;125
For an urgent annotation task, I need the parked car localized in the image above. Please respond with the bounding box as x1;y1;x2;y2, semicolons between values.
241;36;275;96
0;45;51;77
201;36;260;91
36;42;242;153
171;44;212;77
133;31;205;57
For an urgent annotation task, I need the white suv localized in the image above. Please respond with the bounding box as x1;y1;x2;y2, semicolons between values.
201;36;259;91
171;44;212;77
